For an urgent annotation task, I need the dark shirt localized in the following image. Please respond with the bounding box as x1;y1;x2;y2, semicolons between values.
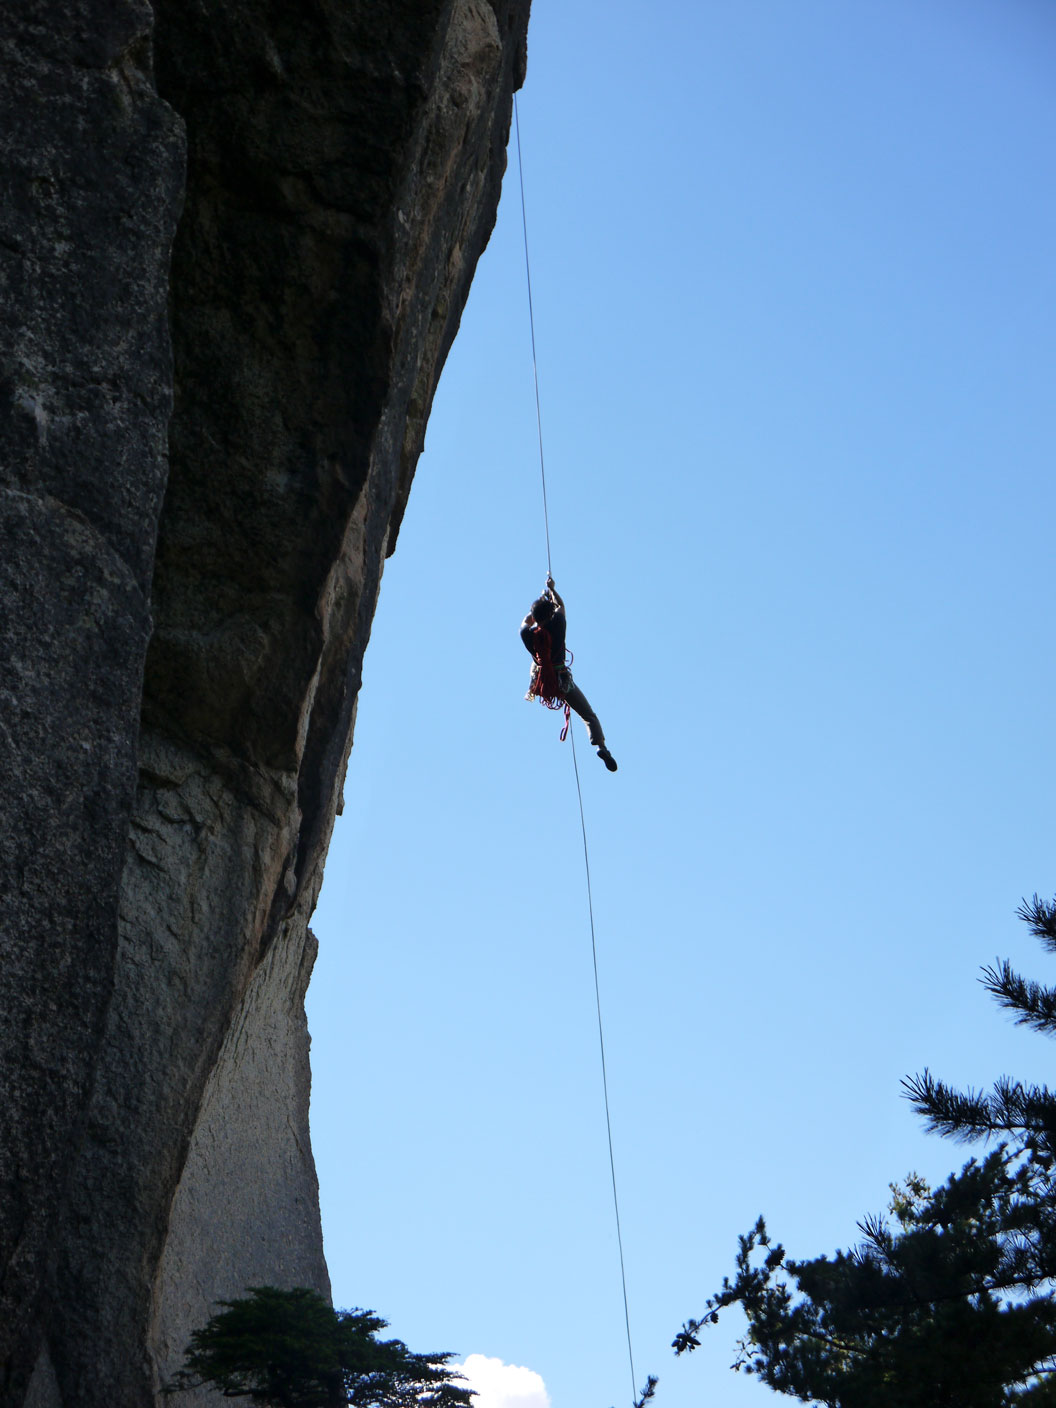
521;607;566;664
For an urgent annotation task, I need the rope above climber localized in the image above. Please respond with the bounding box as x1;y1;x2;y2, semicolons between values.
521;576;617;772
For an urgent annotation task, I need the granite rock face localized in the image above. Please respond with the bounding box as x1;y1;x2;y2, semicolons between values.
0;4;185;1399
150;926;328;1406
0;1;529;1404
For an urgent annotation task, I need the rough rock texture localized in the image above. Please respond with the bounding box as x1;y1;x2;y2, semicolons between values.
0;3;184;1399
0;0;529;1404
151;928;327;1405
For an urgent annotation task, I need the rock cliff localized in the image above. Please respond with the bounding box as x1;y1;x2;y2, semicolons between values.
0;2;529;1404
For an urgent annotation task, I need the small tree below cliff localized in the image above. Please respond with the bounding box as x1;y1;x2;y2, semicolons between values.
169;1286;473;1408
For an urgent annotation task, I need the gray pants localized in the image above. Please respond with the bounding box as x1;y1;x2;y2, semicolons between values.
563;679;605;748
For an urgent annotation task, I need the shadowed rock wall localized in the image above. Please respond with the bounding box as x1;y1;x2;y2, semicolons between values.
0;0;529;1404
0;3;185;1400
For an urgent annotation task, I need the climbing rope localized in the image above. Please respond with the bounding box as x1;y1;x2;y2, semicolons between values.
513;92;639;1408
514;94;553;580
569;726;638;1406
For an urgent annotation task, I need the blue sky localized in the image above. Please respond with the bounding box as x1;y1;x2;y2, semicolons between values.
307;3;1056;1405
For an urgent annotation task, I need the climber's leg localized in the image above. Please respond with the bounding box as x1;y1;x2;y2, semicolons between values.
564;682;617;771
563;681;605;748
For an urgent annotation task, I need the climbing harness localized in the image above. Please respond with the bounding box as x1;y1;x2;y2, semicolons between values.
514;93;641;1408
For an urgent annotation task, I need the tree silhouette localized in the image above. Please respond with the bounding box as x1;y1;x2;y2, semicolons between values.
675;896;1056;1407
170;1286;472;1408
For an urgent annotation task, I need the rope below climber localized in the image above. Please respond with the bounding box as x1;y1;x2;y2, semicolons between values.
520;576;618;772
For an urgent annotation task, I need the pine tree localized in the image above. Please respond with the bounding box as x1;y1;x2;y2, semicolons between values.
674;896;1056;1407
169;1286;473;1408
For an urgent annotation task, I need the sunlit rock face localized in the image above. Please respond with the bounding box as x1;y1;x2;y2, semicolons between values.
0;2;529;1405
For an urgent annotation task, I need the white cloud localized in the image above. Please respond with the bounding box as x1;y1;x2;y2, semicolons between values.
457;1353;551;1408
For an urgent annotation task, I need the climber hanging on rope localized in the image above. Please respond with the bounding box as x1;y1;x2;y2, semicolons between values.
521;576;617;772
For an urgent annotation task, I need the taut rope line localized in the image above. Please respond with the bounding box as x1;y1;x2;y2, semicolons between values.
514;94;553;580
570;726;639;1407
513;91;639;1408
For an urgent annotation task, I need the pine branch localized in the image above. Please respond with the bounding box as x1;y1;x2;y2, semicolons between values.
632;1374;658;1407
903;1071;1056;1155
1016;895;1056;955
902;1070;1005;1140
672;1323;702;1356
982;960;1056;1036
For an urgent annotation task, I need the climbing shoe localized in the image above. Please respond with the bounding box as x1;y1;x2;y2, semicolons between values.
597;747;618;772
